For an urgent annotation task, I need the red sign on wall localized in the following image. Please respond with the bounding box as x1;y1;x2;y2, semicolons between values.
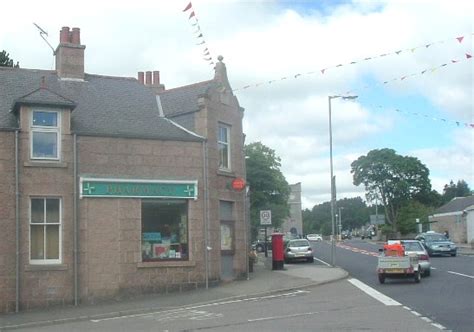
231;177;246;191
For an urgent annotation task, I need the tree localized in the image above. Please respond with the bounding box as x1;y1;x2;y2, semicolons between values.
397;201;434;235
245;142;290;240
442;180;472;203
351;148;431;232
0;50;20;67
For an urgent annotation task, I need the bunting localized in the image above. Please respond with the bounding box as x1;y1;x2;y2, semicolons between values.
182;2;215;67
233;33;471;92
371;104;473;129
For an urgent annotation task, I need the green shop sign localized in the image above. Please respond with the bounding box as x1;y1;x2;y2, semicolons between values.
80;177;198;199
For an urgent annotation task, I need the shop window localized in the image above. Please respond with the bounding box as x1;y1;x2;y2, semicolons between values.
218;124;231;170
31;110;60;160
30;198;61;264
141;200;188;261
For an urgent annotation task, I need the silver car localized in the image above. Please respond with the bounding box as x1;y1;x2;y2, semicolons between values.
401;240;431;277
284;239;314;263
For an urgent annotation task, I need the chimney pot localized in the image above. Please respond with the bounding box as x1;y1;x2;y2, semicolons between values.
138;72;144;84
60;26;70;43
153;71;160;85
71;28;81;44
145;71;152;85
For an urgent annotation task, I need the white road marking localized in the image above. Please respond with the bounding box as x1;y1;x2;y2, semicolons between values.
411;311;422;317
421;317;432;323
347;278;401;306
431;322;447;330
248;311;319;322
313;257;331;266
91;290;309;323
447;271;474;279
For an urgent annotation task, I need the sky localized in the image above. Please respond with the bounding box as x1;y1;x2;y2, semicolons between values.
1;0;472;208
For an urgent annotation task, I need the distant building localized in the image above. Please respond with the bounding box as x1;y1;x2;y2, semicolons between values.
281;183;303;237
429;196;474;244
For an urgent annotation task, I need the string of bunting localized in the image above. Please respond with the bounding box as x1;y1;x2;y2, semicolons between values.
233;33;472;92
341;52;472;96
368;104;474;129
183;2;215;66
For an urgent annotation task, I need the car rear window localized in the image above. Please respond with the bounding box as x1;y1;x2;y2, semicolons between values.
403;242;423;251
290;240;309;247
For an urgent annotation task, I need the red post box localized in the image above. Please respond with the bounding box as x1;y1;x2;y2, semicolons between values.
272;233;284;270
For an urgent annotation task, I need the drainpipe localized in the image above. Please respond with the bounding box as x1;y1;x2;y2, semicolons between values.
73;134;78;305
14;129;20;312
202;140;209;289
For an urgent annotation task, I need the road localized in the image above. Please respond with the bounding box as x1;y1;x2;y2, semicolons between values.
13;280;439;332
312;239;474;332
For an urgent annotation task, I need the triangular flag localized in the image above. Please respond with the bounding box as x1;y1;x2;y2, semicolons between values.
196;41;205;45
189;11;195;19
401;76;406;80
395;50;402;55
451;60;458;63
456;122;460;126
203;51;210;56
321;69;326;74
294;74;301;78
470;124;474;128
421;70;427;74
364;57;371;60
196;33;203;38
204;57;212;61
336;64;343;67
456;36;464;43
411;48;416;52
183;2;192;12
425;44;431;48
466;53;472;59
350;61;357;64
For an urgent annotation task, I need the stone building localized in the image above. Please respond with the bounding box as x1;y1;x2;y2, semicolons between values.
281;183;303;237
0;26;246;312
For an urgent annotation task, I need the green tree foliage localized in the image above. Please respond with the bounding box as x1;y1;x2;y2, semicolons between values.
351;148;431;231
0;50;20;67
397;201;434;235
442;180;472;203
245;142;290;240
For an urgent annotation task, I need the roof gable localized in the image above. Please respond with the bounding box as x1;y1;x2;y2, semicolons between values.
434;195;474;214
13;86;76;111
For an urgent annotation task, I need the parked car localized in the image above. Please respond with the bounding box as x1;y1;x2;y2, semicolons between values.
415;232;457;257
306;234;323;241
361;226;376;240
284;239;314;263
341;232;352;240
400;240;431;277
253;236;271;252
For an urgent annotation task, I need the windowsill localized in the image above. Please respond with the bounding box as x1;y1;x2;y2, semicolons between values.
25;264;68;271
217;169;235;177
137;260;196;268
24;161;67;168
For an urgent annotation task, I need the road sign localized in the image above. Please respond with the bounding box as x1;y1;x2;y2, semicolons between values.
260;210;272;225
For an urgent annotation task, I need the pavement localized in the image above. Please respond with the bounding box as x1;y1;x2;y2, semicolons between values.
0;254;347;331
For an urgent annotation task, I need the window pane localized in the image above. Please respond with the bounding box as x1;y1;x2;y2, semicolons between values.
219;201;233;220
219;126;228;143
31;199;44;223
31;225;45;259
141;200;188;261
219;144;228;168
46;225;60;259
46;199;60;223
33;111;57;127
32;131;58;158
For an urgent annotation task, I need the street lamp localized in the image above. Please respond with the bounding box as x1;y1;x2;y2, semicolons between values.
328;95;357;267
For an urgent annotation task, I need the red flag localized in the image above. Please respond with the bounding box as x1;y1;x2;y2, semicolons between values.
183;2;192;12
466;53;472;59
456;36;464;43
189;11;195;19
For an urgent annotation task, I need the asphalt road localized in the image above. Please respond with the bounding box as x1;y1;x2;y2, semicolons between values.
312;239;474;332
13;281;440;332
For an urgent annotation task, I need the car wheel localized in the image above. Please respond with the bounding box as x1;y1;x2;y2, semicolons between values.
451;252;457;257
423;268;431;277
308;257;314;263
414;269;421;283
256;245;263;253
378;273;385;284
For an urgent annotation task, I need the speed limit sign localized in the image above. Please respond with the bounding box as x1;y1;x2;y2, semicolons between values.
260;210;272;225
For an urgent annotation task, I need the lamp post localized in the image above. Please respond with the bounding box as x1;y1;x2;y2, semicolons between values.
339;207;344;240
328;95;357;266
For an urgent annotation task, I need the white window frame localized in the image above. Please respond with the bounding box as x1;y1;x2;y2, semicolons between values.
29;197;62;265
30;109;61;161
218;123;231;171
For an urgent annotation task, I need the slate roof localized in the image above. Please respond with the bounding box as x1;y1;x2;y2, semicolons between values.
0;67;203;141
158;80;216;118
434;196;474;214
13;86;76;111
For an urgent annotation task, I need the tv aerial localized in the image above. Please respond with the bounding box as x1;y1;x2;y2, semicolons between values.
33;23;55;55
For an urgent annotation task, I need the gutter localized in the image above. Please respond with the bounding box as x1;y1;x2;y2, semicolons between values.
202;140;210;289
73;134;79;305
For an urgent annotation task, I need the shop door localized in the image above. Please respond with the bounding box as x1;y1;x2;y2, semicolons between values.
220;201;235;280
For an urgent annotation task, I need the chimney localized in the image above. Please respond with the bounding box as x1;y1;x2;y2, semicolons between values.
55;26;86;80
140;70;165;94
